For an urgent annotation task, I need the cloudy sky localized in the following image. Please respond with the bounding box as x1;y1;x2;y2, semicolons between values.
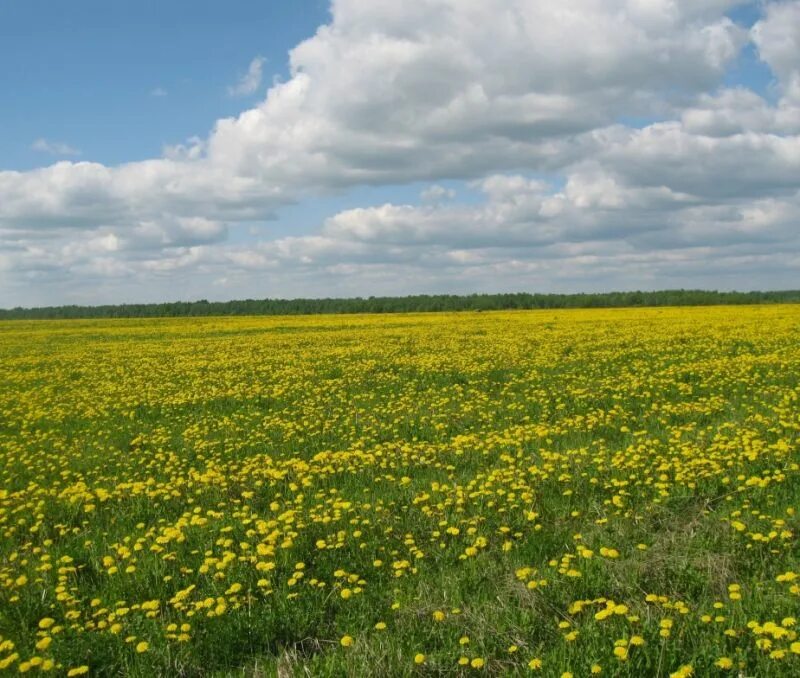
1;0;799;307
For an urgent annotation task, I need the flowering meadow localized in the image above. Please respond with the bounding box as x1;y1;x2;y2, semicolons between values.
0;306;798;677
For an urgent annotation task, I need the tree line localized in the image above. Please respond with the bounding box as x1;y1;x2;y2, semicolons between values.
1;289;799;320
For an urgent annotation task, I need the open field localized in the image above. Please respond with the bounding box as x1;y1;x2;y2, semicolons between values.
1;306;799;676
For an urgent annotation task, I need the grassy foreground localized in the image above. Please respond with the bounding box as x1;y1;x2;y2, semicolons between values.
0;306;798;677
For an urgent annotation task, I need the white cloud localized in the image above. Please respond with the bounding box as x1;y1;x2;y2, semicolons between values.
752;1;800;99
150;87;168;97
4;1;753;232
227;56;266;97
3;0;800;305
31;138;81;157
420;184;456;203
680;87;800;135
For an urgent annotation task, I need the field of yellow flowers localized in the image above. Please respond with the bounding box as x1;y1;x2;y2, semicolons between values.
0;306;798;677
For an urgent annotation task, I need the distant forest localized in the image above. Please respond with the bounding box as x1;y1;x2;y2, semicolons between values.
2;289;799;320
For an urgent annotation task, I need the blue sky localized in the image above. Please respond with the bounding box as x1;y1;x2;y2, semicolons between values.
1;1;771;167
0;0;484;247
1;1;329;168
1;0;799;306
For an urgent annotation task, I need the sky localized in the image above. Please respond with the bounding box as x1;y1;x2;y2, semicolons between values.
1;0;799;307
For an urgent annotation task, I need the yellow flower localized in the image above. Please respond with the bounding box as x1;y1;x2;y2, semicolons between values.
715;657;733;669
0;654;20;671
528;658;542;670
340;635;354;648
414;653;426;665
135;641;149;653
591;664;602;674
432;610;446;622
67;669;90;677
38;618;55;630
471;657;485;668
374;621;387;630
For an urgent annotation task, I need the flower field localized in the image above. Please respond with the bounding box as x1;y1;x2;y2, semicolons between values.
0;306;799;676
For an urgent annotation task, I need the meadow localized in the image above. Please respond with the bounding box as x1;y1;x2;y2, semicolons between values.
0;306;798;677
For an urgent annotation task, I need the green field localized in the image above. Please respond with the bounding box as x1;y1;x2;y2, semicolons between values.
1;306;799;676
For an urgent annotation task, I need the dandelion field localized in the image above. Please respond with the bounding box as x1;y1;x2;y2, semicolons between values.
1;306;799;677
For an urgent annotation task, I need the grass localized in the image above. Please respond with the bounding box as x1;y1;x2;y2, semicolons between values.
0;306;798;676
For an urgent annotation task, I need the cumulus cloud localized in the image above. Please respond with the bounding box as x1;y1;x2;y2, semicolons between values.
2;0;800;305
227;56;266;97
4;0;753;230
752;1;800;98
31;138;81;157
420;185;456;203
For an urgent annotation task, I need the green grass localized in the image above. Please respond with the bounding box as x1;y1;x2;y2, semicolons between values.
0;306;798;676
